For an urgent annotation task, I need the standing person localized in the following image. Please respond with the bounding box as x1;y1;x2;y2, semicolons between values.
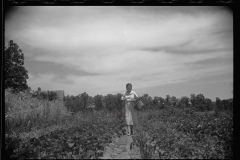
121;83;139;136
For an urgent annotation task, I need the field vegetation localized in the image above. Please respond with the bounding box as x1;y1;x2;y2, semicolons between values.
5;89;233;159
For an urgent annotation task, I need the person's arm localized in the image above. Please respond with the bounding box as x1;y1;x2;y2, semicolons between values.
133;91;139;101
121;92;126;100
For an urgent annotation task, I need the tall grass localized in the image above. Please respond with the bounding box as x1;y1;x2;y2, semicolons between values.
5;89;71;136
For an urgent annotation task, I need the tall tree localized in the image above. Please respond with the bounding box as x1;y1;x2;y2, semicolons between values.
158;97;165;105
166;95;170;105
153;96;159;105
190;94;196;106
80;92;89;109
196;94;205;103
141;94;150;107
180;96;189;108
5;40;29;93
86;96;94;107
204;98;212;111
93;94;103;110
143;94;149;98
104;94;116;111
171;96;177;106
64;94;84;113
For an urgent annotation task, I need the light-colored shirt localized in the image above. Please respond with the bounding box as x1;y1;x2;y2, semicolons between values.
121;90;139;102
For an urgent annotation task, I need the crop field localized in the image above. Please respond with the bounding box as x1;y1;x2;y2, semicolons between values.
5;90;233;159
132;107;233;159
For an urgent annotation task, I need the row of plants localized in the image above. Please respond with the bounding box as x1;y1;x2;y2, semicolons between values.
131;106;233;159
6;110;126;159
5;89;130;159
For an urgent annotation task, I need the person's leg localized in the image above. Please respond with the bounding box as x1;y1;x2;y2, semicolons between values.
132;108;139;135
125;102;131;135
130;125;133;135
126;102;134;135
127;125;131;135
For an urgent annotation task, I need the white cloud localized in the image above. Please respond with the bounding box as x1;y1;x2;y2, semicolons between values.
27;49;232;96
7;6;233;98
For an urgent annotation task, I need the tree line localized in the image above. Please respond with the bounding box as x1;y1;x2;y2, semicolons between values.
63;92;233;114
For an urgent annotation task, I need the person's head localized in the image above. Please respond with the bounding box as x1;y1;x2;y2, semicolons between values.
126;83;132;92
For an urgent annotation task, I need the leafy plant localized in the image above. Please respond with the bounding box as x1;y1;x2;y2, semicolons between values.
131;106;233;159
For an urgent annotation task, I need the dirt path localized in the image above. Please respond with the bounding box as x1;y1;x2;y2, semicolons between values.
100;135;141;159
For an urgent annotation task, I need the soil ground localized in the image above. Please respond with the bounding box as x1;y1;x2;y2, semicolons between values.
100;134;141;159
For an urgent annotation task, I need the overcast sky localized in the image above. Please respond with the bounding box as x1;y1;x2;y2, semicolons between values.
5;6;233;101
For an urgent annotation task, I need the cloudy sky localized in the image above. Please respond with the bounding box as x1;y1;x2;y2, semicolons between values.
5;6;233;101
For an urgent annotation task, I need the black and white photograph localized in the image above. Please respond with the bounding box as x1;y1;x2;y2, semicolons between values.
4;5;233;159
